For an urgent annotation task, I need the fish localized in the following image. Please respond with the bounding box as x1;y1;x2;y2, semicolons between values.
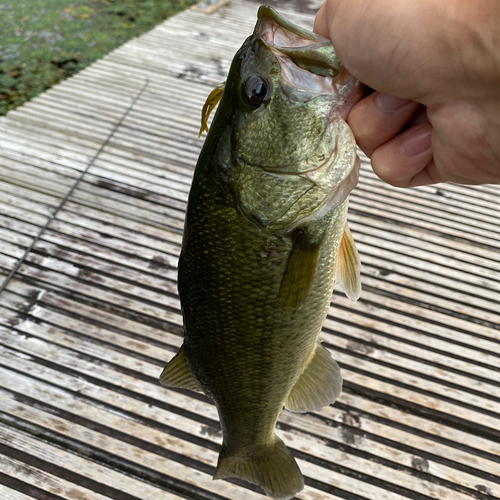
160;5;362;499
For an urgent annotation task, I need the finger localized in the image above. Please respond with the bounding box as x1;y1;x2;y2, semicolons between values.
405;105;429;129
371;123;436;187
406;159;442;187
313;3;329;38
347;92;421;157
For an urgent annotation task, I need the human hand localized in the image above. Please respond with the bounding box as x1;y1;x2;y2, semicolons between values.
314;0;500;187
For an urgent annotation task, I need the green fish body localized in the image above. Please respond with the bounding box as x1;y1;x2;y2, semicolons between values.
161;6;362;499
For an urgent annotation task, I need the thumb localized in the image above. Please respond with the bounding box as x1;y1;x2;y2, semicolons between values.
313;3;331;38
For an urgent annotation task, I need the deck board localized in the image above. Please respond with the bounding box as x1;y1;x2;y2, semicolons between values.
1;1;499;499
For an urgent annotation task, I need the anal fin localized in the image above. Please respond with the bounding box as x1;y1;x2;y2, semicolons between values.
159;344;201;392
285;344;342;413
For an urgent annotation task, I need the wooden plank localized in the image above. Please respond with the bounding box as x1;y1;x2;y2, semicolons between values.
60;203;184;242
0;306;21;325
0;484;34;500
339;288;500;346
5;107;114;142
0;128;99;164
355;244;500;301
330;291;500;354
334;390;500;460
359;273;500;324
53;210;182;254
28;241;177;292
351;189;500;240
0;241;25;260
2;343;498;492
0;191;56;219
12;264;182;327
322;315;500;383
69;186;185;232
34;238;178;282
357;176;500;221
0;203;49;228
7;303;500;447
35;233;177;281
0;391;273;500
0;453;126;500
0;426;187;500
44;221;179;267
0;151;85;181
350;199;500;248
0;330;495;500
0;215;41;238
2;2;500;500
0;181;62;208
0;229;33;249
0;365;476;500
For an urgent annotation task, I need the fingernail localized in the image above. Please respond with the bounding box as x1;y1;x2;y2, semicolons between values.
376;92;412;112
402;126;432;156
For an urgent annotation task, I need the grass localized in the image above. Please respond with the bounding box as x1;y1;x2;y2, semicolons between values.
0;0;198;115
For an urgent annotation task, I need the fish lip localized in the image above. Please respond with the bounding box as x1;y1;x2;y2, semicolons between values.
256;5;328;45
249;7;361;114
254;6;342;78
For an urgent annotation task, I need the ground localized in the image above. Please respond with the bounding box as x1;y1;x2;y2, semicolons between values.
0;0;197;115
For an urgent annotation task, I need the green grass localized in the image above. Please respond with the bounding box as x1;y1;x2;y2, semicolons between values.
0;0;198;115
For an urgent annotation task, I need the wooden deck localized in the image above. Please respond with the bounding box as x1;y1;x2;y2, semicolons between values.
1;1;499;499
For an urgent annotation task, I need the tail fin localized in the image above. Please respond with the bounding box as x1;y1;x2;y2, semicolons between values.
214;436;304;500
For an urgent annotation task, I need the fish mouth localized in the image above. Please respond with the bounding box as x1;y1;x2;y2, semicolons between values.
255;6;342;78
254;6;360;118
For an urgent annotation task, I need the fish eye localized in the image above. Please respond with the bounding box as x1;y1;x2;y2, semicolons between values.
244;75;269;106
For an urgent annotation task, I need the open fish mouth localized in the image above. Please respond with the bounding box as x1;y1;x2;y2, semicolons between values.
255;5;342;78
254;6;360;116
258;15;331;49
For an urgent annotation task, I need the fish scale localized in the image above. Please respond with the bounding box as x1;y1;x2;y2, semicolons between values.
182;185;345;433
160;6;361;500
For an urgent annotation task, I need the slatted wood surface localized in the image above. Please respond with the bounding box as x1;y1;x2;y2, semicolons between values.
1;1;499;499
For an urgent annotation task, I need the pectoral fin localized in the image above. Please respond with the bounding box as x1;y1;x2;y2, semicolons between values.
336;223;361;301
199;82;225;137
285;344;342;413
159;344;201;392
279;229;322;311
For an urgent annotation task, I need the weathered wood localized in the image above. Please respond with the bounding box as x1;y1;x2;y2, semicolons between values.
1;1;499;499
0;427;185;500
0;484;40;500
0;453;114;500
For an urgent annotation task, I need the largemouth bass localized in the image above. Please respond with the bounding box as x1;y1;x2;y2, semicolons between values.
160;6;362;499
